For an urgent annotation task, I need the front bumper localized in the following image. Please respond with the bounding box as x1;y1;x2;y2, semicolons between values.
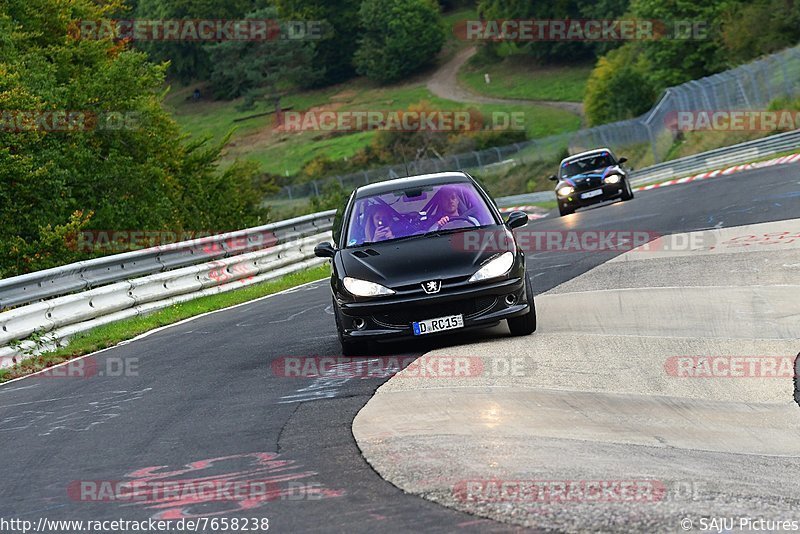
559;183;626;210
336;276;528;342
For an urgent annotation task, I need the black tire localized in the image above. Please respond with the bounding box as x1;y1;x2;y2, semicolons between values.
508;273;537;336
621;179;634;201
333;297;369;356
558;204;574;217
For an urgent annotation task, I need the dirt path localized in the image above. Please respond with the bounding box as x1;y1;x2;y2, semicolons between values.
426;47;585;118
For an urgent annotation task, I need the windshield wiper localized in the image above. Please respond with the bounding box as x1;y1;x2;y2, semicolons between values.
359;233;423;246
422;227;473;239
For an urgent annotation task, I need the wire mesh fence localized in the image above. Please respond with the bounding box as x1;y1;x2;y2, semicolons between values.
267;45;800;202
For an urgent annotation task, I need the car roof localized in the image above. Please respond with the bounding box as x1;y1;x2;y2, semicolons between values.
354;171;472;198
561;148;615;164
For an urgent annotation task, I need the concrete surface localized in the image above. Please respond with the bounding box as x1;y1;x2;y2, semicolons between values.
354;219;800;532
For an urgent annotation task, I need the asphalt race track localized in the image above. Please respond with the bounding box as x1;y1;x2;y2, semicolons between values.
1;163;799;532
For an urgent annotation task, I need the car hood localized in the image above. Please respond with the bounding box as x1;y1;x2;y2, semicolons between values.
339;226;515;288
558;165;622;188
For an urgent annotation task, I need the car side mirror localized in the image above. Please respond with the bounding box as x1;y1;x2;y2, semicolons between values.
505;211;528;230
617;157;628;164
314;242;336;258
548;174;558;181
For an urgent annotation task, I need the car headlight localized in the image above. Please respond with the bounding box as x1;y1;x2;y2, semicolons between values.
468;251;515;283
604;174;621;184
557;186;575;197
343;277;395;297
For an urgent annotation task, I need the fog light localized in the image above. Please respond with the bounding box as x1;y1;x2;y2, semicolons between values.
353;318;366;330
504;294;517;306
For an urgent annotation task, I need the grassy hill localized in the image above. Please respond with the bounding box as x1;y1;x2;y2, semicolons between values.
163;8;589;178
165;77;582;177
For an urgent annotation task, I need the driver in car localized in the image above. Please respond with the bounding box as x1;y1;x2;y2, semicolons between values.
431;186;479;229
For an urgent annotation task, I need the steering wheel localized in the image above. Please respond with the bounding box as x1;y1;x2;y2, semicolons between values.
429;216;479;231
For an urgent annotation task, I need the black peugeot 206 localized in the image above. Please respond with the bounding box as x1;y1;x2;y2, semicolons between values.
550;148;634;216
314;171;536;355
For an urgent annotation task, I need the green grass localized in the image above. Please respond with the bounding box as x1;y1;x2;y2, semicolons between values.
163;9;585;179
458;56;593;102
166;80;581;176
528;200;557;210
0;265;330;383
164;83;343;148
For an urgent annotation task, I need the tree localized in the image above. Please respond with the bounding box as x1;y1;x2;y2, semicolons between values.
720;0;800;65
208;6;318;117
476;0;631;62
626;0;729;89
0;0;268;276
584;44;656;125
354;0;445;84
134;0;260;83
276;0;362;85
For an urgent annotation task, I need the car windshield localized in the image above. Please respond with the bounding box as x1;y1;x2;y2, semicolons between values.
561;153;617;178
344;182;497;247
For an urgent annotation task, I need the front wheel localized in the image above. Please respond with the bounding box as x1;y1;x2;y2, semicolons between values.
621;179;634;201
558;204;574;217
508;273;537;336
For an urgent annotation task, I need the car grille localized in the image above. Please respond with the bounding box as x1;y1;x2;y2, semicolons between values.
394;275;471;293
573;176;603;190
372;296;497;328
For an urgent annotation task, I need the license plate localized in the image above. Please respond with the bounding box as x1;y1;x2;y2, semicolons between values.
412;314;464;336
580;189;603;199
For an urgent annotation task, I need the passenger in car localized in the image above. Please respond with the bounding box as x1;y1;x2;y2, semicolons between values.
365;205;396;243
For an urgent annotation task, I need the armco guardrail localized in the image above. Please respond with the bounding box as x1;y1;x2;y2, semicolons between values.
0;211;335;365
629;128;800;186
0;210;336;311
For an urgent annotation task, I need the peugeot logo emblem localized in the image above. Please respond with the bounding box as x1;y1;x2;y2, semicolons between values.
422;280;442;294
